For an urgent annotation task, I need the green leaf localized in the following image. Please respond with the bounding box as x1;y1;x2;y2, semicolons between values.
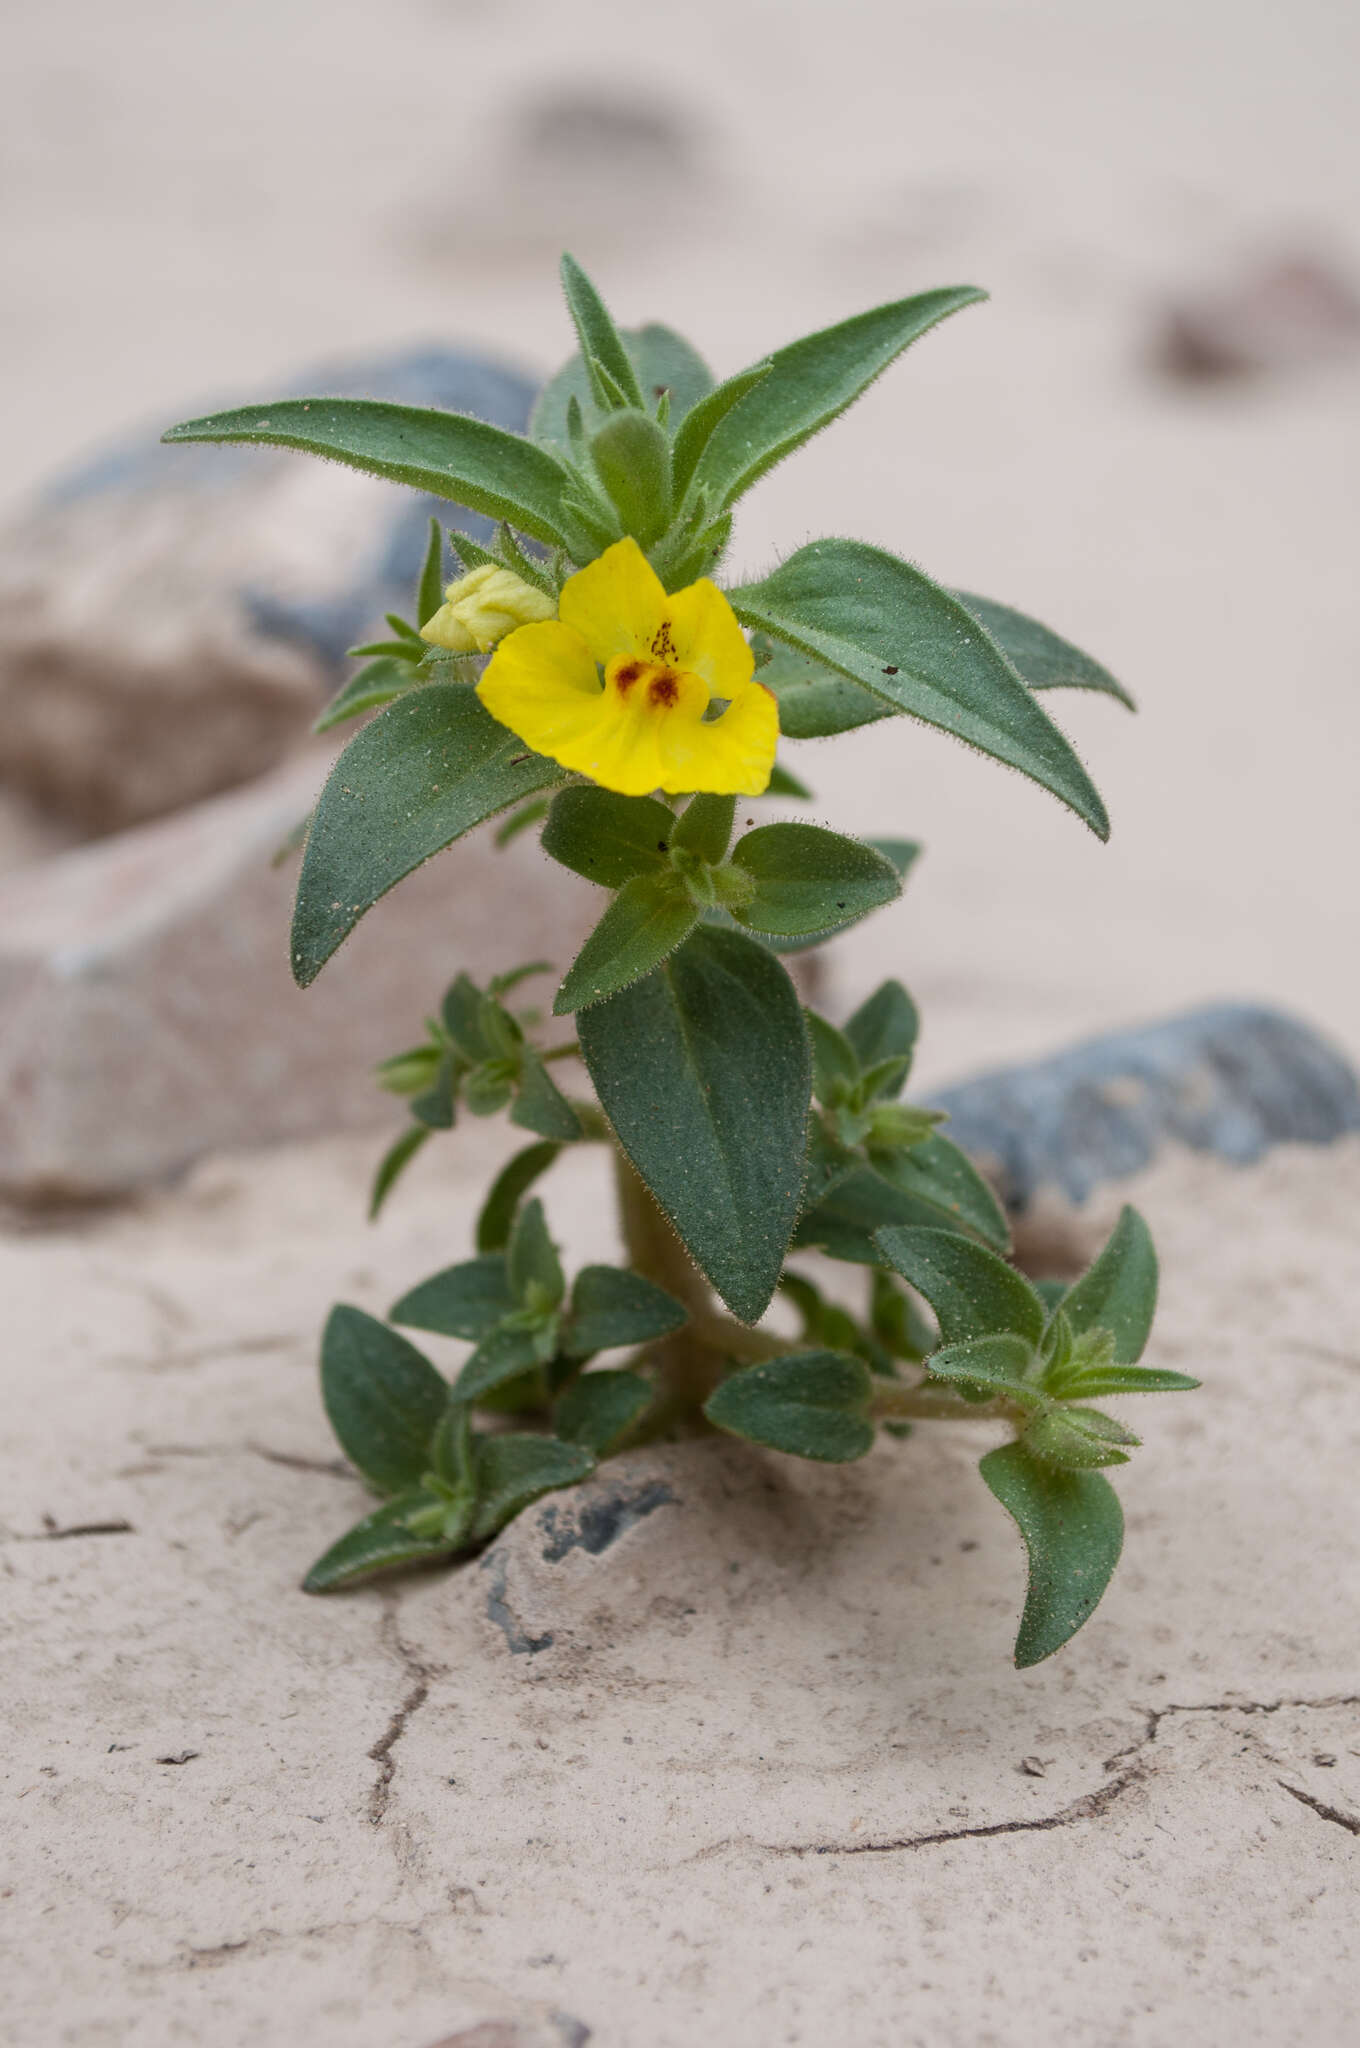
684;286;985;512
507;1197;565;1309
291;686;563;986
469;1434;596;1541
704;1351;875;1463
510;1051;583;1141
844;980;919;1070
162;398;576;549
672;792;735;864
980;1442;1125;1666
441;971;492;1059
417;516;446;628
347;637;424;663
590;410;672;544
805;1012;861;1105
565;1266;688;1358
766;761;813;800
476;1140;563;1253
578;926;811;1322
541;786;674;888
1050;1360;1200;1401
410;1048;460;1129
369;1123;432;1220
730;822;901;936
494;795;553;848
670;360;774;500
319;1305;449;1495
1058;1206;1159;1364
453;1324;549;1403
794;1165;935;1264
390;1255;514;1340
1024;1405;1139;1470
954;593;1135;710
871;1134;1011;1252
729;541;1109;839
554;871;698;1015
555;1369;653;1453
874;1226;1045;1344
314;657;417;734
927;1333;1039;1399
302;1492;456;1592
560;254;647;409
531;324;715;454
755;634;892;739
429;1403;476;1490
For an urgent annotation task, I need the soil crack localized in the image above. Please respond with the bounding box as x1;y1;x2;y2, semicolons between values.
366;1600;441;1824
1277;1780;1360;1836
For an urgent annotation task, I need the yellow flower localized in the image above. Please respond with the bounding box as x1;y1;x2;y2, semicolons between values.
476;538;777;797
420;563;555;654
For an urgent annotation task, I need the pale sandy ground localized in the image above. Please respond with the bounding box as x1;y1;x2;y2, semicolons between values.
2;2;1359;2043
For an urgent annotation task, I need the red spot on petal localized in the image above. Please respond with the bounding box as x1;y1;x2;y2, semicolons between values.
648;670;680;708
614;661;644;691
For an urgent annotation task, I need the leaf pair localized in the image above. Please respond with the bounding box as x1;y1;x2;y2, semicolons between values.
544;787;903;1014
307;1304;597;1590
876;1209;1196;1664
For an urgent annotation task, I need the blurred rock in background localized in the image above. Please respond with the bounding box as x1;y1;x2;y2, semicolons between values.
0;348;535;834
1155;250;1360;381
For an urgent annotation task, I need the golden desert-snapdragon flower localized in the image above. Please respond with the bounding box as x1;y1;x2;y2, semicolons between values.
475;538;777;797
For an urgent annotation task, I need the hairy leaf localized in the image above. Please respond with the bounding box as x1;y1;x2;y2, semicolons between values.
476;1141;563;1253
555;1369;653;1453
292;686;563;985
954;592;1135;709
469;1434;596;1541
163;398;576;548
729;541;1109;838
302;1492;456;1592
730;822;901;936
1058;1206;1159;1364
980;1442;1125;1666
555;872;699;1015
579;926;811;1322
541;786;675;888
390;1254;514;1340
319;1306;448;1495
874;1226;1045;1344
705;1351;875;1462
565;1266;688;1358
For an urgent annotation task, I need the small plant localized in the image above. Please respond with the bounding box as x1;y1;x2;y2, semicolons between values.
165;258;1197;1665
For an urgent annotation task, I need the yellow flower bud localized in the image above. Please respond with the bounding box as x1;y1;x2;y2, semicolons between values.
419;563;555;654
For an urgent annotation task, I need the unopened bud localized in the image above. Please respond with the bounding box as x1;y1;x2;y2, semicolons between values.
420;564;555;654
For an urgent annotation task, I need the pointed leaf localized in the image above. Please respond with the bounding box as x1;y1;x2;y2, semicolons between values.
578;926;811;1322
729;541;1109;838
453;1324;548;1403
805;1010;861;1104
927;1333;1038;1396
531;324;715;453
874;1226;1045;1344
541;786;675;889
507;1196;565;1309
730;822;901;936
1025;1405;1138;1470
955;592;1135;709
686;286;985;511
560;254;646;408
1058;1206;1159;1364
510;1051;583;1141
476;1140;563;1253
871;1133;1011;1252
302;1492;455;1592
755;634;892;739
565;1266;688;1358
163;398;575;547
672;792;736;863
417;517;446;627
844;980;919;1070
980;1442;1124;1665
554;872;699;1014
320;1306;448;1495
670;359;774;500
554;1369;653;1453
390;1254;514;1340
291;686;563;985
369;1123;432;1221
704;1351;874;1463
469;1434;596;1541
1054;1364;1200;1398
314;657;417;734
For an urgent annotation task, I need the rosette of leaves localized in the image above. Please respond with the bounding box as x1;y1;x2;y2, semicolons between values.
164;256;1201;1666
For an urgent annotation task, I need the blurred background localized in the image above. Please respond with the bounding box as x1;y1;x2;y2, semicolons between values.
0;0;1355;1137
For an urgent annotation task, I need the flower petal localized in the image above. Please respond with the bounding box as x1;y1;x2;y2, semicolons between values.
664;577;755;697
654;678;778;796
558;537;668;667
477;620;604;758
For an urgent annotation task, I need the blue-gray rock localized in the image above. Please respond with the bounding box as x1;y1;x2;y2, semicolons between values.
0;345;536;830
932;1004;1360;1209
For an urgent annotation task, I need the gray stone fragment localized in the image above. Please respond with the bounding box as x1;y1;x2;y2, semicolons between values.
0;750;594;1201
931;1002;1360;1208
0;347;536;830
